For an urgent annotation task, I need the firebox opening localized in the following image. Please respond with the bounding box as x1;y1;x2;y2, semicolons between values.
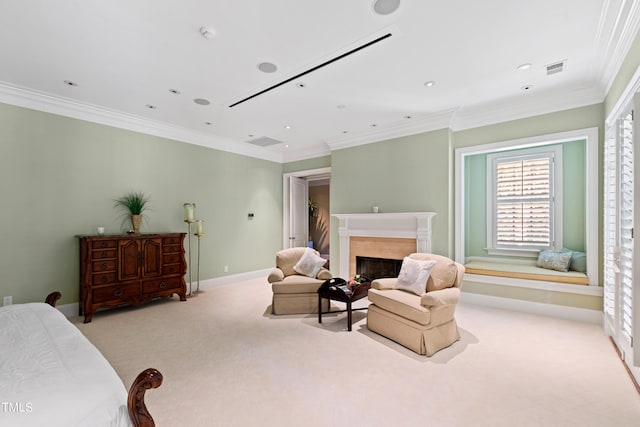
356;256;403;280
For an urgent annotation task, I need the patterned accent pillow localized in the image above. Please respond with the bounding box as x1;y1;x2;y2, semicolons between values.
537;250;573;272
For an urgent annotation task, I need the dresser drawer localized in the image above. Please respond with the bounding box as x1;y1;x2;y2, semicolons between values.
92;259;116;272
142;277;181;294
92;240;117;249
162;264;182;275
163;245;180;254
93;282;139;303
163;253;182;264
92;249;116;259
163;236;182;245
92;273;117;285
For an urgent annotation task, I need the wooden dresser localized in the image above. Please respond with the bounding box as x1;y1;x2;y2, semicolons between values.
78;232;187;323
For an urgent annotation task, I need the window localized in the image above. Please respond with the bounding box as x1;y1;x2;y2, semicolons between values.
486;145;562;255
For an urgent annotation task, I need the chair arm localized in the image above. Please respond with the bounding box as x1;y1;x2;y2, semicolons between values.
371;278;397;290
420;287;460;307
316;268;332;280
267;268;285;283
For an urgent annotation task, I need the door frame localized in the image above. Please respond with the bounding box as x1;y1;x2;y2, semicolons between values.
282;167;331;249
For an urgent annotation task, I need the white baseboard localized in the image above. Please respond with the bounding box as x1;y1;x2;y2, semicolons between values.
189;268;271;291
57;302;79;319
460;291;604;325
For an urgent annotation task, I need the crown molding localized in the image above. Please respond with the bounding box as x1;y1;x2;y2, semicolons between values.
449;86;604;132
324;109;455;151
597;0;640;95
0;81;283;163
280;143;331;163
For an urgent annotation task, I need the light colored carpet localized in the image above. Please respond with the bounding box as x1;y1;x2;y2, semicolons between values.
72;278;640;427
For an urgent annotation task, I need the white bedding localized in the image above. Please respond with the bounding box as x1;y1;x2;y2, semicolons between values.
0;303;131;426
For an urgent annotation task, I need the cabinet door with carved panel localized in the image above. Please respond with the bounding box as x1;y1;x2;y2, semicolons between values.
141;238;162;278
118;239;141;281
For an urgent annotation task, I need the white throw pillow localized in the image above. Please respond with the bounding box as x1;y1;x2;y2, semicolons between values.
293;248;326;278
395;257;436;295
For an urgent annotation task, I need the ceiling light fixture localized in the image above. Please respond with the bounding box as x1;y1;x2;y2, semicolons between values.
517;63;532;71
200;26;216;40
63;80;78;87
337;104;346;109
521;85;533;91
372;0;401;15
146;104;157;109
169;89;180;94
424;80;436;87
204;122;212;126
284;125;291;130
404;115;412;119
257;62;278;73
295;82;306;88
194;98;211;106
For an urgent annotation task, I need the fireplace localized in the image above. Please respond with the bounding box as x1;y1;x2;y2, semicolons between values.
332;212;436;279
356;256;403;280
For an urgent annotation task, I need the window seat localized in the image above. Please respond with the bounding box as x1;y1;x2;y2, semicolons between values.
464;261;588;285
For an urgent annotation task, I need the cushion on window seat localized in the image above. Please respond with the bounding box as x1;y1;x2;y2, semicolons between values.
464;261;588;285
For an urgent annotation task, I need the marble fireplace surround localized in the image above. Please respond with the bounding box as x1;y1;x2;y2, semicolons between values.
332;212;436;279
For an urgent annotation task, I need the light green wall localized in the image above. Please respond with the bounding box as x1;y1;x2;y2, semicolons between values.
329;129;452;272
282;155;331;173
605;29;640;116
464;139;586;258
0;102;283;305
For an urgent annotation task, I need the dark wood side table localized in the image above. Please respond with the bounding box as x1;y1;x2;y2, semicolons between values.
318;277;371;331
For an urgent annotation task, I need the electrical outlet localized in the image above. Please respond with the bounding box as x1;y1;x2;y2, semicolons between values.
3;296;12;306
224;265;228;273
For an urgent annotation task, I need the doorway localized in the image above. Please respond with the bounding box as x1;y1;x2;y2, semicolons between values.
282;167;331;257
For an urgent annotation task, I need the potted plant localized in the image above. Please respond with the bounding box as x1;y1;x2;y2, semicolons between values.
114;191;149;233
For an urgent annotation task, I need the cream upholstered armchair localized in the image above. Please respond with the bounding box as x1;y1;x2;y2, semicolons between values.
267;247;332;315
367;253;465;356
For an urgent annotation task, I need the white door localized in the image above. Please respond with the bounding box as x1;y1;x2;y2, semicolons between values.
604;100;640;383
289;176;308;248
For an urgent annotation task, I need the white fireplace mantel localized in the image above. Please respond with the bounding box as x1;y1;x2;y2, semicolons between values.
332;212;436;278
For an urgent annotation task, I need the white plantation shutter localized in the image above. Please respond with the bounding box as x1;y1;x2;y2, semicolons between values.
487;146;560;253
603;125;618;323
620;111;634;342
495;158;551;247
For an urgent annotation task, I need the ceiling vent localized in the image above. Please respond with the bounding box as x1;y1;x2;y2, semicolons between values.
246;136;283;147
546;61;565;75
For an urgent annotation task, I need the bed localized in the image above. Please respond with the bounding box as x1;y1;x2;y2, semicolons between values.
0;292;161;427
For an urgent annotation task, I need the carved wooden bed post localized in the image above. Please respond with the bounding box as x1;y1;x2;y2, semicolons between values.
45;291;62;307
128;368;164;427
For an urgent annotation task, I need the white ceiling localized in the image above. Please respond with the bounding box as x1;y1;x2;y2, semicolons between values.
1;1;639;162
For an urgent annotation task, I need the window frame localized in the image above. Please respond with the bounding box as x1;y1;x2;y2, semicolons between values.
486;144;563;257
454;127;598;286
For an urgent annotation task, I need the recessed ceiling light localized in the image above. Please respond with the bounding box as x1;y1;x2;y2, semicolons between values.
521;85;533;91
63;80;78;87
248;134;254;138
204;121;212;126
337;104;346;109
517;63;532;71
284;125;291;130
342;130;349;134
370;124;378;127
424;80;436;87
372;0;401;15
404;115;412;119
257;62;278;73
295;82;306;88
200;26;216;40
146;104;157;109
284;144;290;148
169;89;180;94
194;98;210;106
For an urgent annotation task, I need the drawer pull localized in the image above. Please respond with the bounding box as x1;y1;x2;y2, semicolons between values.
159;281;167;289
101;276;108;283
113;288;123;297
101;251;108;258
101;262;107;269
101;242;107;248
